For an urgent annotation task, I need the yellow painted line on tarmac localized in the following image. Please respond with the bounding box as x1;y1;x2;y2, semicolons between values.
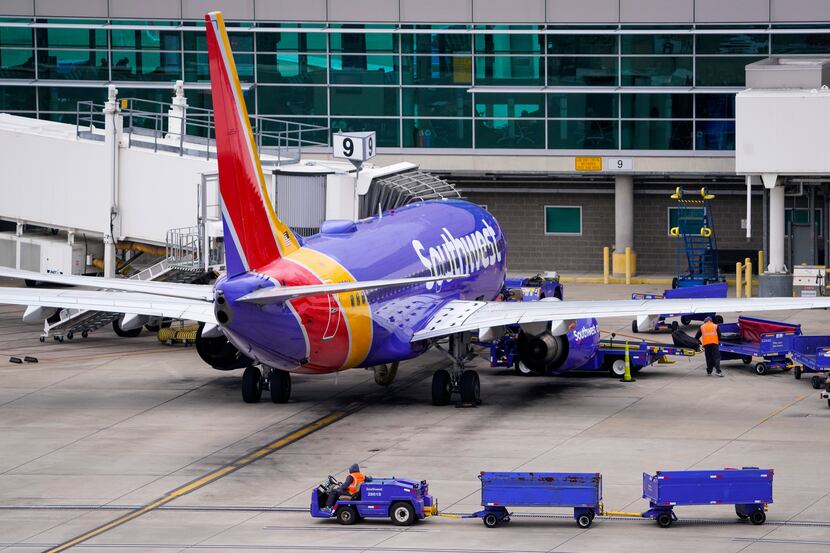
44;410;348;553
756;395;807;426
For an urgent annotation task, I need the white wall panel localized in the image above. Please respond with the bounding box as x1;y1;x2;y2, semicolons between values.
695;0;768;23
401;0;472;22
1;0;33;16
109;0;181;19
620;0;693;23
182;0;254;20
328;0;398;22
35;0;107;18
771;0;830;23
474;0;545;23
255;0;327;21
546;0;618;23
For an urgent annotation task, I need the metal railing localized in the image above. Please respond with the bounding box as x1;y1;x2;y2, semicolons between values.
76;98;328;165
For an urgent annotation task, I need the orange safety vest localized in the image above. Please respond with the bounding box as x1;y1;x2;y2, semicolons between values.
700;321;719;346
347;471;365;495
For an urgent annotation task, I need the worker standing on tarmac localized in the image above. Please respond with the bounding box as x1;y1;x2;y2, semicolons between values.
695;316;723;377
324;463;365;511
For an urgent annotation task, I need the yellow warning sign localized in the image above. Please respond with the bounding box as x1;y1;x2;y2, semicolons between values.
575;157;602;171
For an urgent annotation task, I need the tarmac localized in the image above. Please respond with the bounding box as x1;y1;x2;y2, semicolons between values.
1;277;829;552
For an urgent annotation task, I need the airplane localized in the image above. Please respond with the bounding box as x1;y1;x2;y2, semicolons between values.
3;11;830;407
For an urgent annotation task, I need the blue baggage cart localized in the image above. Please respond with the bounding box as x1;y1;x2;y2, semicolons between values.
718;317;800;375
470;471;602;529
631;283;727;333
790;336;830;389
641;468;773;528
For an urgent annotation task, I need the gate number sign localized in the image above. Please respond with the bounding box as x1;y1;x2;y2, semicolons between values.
333;131;376;162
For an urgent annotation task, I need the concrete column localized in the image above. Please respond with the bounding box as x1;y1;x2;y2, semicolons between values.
103;85;122;278
768;183;786;273
612;175;636;275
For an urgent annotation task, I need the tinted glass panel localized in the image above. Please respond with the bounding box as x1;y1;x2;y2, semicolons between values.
695;56;763;86
696;120;735;150
545;206;581;234
475;119;544;149
330;86;399;116
475;34;542;54
257;53;327;84
330;33;396;53
696;94;735;118
256;32;327;52
0;48;34;78
620;93;692;118
0;26;32;47
547;34;616;54
621;120;693;149
38;86;106;111
621;57;693;86
185;52;253;82
37;27;106;48
772;34;830;54
38;50;108;80
184;31;253;52
330;55;398;85
258;86;327;116
403;118;472;148
474;56;542;86
0;85;35;110
401;33;471;54
548;57;617;86
621;34;692;55
402;87;471;117
259;117;329;147
111;29;181;50
111;51;182;81
402;56;472;85
548;120;618;149
475;93;543;118
696;34;768;54
330;117;399;147
548;93;617;118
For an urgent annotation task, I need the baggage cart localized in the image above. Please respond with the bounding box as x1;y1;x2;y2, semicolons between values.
717;317;800;375
790;336;830;389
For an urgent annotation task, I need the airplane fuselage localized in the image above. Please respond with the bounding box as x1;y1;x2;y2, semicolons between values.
215;199;507;373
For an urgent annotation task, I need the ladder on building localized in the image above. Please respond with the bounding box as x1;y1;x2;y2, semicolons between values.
669;187;724;288
42;257;210;342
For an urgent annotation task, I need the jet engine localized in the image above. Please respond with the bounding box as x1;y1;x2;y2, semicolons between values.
195;322;252;370
516;318;600;374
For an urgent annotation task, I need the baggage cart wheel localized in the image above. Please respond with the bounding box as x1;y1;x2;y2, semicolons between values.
431;370;452;406
483;513;500;528
671;321;679;332
81;331;88;338
754;362;768;376
794;366;802;380
656;513;673;528
811;375;824;389
749;510;766;525
576;514;592;529
390;501;416;526
588;509;596;520
39;336;45;343
714;315;724;324
241;366;262;403
680;316;692;326
741;355;753;365
631;320;638;333
337;505;359;525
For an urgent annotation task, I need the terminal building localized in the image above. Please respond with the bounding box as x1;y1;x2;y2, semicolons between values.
2;1;830;280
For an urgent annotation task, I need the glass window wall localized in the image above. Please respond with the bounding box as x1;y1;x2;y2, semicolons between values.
474;56;542;86
620;93;692;118
403;56;472;85
403;87;470;117
0;85;35;110
475;93;544;118
403;118;472;148
621;120;693;149
548;93;617;118
38;49;108;80
548;120;618;149
330;86;399;117
330;55;398;85
548;57;617;86
475;119;545;149
621;57;693;86
257;53;326;84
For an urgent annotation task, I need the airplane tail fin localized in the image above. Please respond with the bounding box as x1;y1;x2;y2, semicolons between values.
205;11;300;276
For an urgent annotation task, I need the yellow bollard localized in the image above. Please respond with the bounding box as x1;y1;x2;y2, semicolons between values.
745;259;752;298
620;341;636;382
603;246;610;285
758;250;764;275
736;262;743;298
625;246;631;285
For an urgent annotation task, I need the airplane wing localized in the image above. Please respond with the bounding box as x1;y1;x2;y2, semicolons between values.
411;297;830;341
0;287;216;324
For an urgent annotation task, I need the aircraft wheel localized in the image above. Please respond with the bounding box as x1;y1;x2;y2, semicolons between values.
431;370;451;406
269;369;291;403
241;366;262;403
631;320;638;333
811;375;824;390
112;318;142;338
460;370;480;404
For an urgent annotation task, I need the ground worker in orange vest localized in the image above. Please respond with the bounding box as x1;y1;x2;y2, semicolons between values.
695;316;723;377
324;463;365;511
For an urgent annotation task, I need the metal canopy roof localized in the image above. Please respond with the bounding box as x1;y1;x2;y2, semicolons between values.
360;170;461;219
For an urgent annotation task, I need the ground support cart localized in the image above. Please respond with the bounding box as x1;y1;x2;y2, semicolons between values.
639;468;773;528
631;283;727;333
503;274;564;302
464;472;602;529
717;317;801;375
311;476;436;526
790;336;830;389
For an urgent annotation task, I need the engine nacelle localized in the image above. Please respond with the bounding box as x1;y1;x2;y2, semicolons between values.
195;322;252;371
517;318;600;375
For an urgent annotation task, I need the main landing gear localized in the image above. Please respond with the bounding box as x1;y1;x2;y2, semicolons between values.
241;366;291;404
431;334;481;407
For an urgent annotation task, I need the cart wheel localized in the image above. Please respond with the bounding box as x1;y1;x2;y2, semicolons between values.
794;366;802;380
576;514;592;529
671;277;678;289
657;513;673;528
671;321;679;332
631;320;639;333
754;363;768;376
610;359;627;378
680;316;692;326
390;502;416;526
714;315;724;324
811;375;824;389
336;505;359;525
66;332;74;340
39;336;45;343
749;510;766;525
81;331;88;338
741;355;753;365
483;513;500;528
735;507;749;520
588;509;596;520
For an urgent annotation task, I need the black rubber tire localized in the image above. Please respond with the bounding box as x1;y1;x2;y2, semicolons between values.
460;370;480;404
112;318;142;338
749;510;766;525
671;277;678;289
144;320;171;332
812;375;824;389
39;336;45;343
754;363;767;376
631;320;639;333
390;501;416;526
794;366;802;380
680;316;692;326
483;513;499;528
714;315;724;324
576;514;592;529
431;370;452;406
671;321;679;332
588;509;596;520
735;507;749;520
241;366;262;403
269;370;291;403
66;332;74;340
81;331;88;339
741;355;753;365
336;506;358;525
657;513;673;528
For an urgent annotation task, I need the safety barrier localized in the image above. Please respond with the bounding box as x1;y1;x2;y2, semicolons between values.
736;258;754;298
603;246;633;285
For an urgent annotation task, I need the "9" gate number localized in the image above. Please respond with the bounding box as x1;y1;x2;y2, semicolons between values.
333;131;376;162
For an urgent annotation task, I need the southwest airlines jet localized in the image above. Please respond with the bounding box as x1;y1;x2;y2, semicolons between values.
2;12;830;406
